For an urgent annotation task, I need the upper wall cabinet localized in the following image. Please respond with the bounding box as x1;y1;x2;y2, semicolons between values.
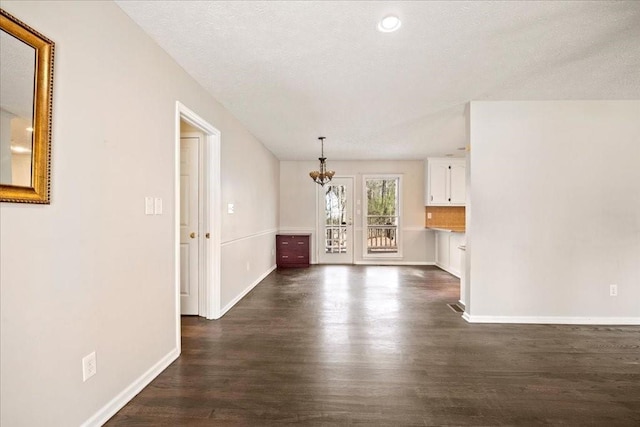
425;158;466;206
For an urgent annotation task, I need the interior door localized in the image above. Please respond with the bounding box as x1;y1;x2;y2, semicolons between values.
317;177;354;264
180;136;199;315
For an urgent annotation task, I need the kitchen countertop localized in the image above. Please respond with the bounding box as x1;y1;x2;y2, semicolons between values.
426;227;466;233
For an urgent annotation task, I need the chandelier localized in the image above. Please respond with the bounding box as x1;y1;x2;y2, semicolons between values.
309;136;335;186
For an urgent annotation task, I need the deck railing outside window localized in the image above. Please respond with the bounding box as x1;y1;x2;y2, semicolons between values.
367;215;398;253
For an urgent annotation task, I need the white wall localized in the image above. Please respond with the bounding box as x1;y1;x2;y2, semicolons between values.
220;117;279;310
181;121;279;313
0;2;278;426
467;101;640;323
280;160;434;264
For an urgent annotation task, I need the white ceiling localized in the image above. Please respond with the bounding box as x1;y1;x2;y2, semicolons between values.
115;1;640;160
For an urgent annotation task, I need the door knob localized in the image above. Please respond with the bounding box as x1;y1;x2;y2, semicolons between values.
205;233;210;239
190;232;196;239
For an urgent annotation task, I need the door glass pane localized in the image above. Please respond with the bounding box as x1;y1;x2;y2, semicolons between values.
325;185;347;253
366;178;399;254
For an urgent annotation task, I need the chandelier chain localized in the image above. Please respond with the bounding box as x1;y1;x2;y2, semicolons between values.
309;136;334;186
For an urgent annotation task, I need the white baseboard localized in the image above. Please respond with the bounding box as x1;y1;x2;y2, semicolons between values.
463;314;640;325
219;265;277;317
354;261;435;266
434;263;461;278
81;347;180;427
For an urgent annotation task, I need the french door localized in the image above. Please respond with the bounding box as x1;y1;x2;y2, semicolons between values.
317;177;354;264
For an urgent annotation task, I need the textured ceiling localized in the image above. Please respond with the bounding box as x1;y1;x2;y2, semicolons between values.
115;1;640;160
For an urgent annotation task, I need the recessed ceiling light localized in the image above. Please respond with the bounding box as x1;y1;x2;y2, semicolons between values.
11;145;32;154
377;15;401;33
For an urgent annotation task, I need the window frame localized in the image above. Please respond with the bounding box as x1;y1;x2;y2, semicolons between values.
361;174;403;259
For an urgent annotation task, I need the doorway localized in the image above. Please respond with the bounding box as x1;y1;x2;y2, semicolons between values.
317;176;355;264
174;102;221;350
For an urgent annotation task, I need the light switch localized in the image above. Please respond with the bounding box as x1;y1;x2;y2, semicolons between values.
227;203;234;214
154;197;163;215
145;197;154;215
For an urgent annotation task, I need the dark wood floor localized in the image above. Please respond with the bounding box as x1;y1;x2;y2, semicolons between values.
107;265;640;426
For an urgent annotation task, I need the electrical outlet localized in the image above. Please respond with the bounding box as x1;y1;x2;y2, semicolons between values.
427;212;432;219
227;203;235;214
82;351;97;382
609;284;618;297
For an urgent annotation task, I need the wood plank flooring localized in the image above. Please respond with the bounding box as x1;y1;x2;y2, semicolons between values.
106;265;640;426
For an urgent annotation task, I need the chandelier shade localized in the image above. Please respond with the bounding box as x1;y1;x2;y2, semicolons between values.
309;137;335;186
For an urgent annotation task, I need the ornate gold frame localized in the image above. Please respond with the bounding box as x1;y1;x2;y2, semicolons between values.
0;9;55;204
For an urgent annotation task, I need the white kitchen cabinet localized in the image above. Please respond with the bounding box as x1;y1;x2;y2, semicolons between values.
436;231;450;269
425;158;466;206
448;232;463;277
428;161;449;204
459;244;467;307
435;230;465;278
449;162;466;204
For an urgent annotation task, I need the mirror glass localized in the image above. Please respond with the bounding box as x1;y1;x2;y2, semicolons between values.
0;29;36;187
0;9;54;204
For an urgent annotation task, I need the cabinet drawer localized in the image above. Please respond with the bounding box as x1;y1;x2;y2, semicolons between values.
278;239;308;248
276;234;310;268
278;254;309;263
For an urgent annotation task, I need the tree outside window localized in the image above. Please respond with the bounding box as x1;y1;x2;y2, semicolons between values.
364;176;401;255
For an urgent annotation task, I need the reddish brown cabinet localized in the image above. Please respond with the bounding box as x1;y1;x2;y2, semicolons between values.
276;234;310;268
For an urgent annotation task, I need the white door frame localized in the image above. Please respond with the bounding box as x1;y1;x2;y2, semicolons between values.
315;175;356;264
174;102;221;347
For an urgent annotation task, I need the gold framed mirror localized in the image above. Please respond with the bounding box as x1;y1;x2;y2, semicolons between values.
0;9;54;204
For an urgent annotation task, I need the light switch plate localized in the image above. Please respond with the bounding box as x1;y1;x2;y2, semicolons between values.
145;197;154;215
154;197;163;215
